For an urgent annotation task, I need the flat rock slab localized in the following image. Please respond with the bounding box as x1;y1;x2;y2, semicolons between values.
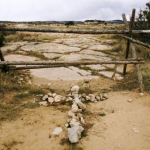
30;67;99;80
99;71;114;78
4;54;38;61
1;42;36;52
79;50;107;57
21;43;81;53
99;71;123;80
85;64;106;71
43;53;62;59
103;64;115;69
59;53;112;61
88;44;112;51
54;35;97;46
69;66;91;76
59;54;82;61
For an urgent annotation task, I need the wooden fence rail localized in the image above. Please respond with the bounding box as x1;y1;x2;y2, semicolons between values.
118;35;150;48
0;8;149;92
0;59;144;66
0;27;150;34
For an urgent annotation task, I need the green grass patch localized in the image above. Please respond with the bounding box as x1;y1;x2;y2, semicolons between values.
99;112;106;117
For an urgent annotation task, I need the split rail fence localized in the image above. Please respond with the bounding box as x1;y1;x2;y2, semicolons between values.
0;9;150;93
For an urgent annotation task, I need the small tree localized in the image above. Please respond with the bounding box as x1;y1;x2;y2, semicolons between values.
134;2;150;43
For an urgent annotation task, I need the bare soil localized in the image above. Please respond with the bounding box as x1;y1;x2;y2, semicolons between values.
0;78;150;150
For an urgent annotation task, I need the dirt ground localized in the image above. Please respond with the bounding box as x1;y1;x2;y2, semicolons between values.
0;78;150;150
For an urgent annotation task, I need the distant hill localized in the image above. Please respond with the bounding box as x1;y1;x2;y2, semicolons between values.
0;20;124;24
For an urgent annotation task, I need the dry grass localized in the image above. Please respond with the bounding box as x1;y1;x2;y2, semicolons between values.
4;32;60;43
0;70;46;123
2;139;22;149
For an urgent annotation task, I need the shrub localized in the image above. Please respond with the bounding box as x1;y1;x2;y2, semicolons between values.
65;21;75;26
134;2;150;44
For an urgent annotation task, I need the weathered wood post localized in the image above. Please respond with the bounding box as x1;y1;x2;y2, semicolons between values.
130;44;144;93
122;9;136;75
0;48;9;72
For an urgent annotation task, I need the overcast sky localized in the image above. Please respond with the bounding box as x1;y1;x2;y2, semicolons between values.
0;0;149;21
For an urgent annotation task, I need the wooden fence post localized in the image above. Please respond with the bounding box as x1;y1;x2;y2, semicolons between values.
0;48;9;72
130;44;144;93
122;9;136;75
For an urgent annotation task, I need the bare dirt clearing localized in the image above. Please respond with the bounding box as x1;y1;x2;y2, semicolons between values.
0;91;150;150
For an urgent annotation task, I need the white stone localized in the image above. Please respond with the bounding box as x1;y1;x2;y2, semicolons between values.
54;95;62;102
67;97;73;101
48;97;54;104
70;119;80;127
52;93;57;97
52;127;63;135
95;95;100;101
76;101;86;110
103;93;108;99
42;95;48;101
68;111;75;118
71;85;79;94
140;93;144;96
71;103;79;113
68;125;84;143
89;94;96;102
48;92;52;97
80;117;85;124
86;96;91;101
127;99;132;103
61;96;66;101
39;101;48;106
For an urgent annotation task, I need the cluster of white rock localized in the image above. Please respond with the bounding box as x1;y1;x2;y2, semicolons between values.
39;92;66;106
39;90;108;107
66;85;86;143
80;92;108;102
39;85;108;143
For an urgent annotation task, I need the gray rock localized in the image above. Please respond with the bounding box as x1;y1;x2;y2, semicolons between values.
42;95;48;101
54;95;62;102
86;96;91;101
76;101;86;110
39;101;48;106
103;93;108;99
89;94;96;102
71;85;79;94
95;95;100;101
48;97;54;104
127;99;132;103
52;127;63;135
68;125;84;143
